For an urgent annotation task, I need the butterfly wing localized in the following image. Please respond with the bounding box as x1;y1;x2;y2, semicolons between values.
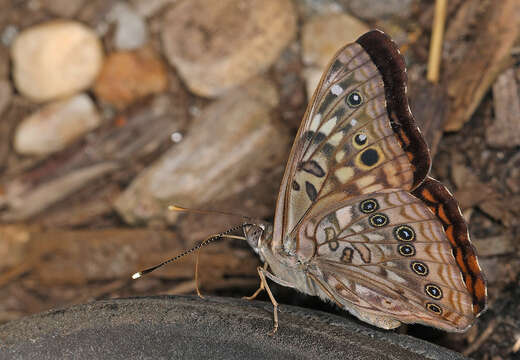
269;30;486;331
272;30;430;250
301;178;486;331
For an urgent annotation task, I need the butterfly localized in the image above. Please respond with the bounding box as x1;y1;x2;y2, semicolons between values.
241;30;487;333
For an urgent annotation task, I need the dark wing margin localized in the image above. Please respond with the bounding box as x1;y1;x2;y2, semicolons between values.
357;30;431;189
412;177;487;316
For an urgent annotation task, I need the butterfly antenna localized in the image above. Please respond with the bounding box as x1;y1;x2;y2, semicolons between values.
131;223;248;280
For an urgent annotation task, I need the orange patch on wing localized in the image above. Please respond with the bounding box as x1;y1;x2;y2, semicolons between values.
421;189;435;202
456;251;468;273
464;274;474;293
437;205;450;225
467;256;481;274
474;279;486;298
445;225;456;246
399;128;410;146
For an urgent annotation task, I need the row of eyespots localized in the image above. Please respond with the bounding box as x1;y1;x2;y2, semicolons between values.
360;198;443;315
346;91;382;168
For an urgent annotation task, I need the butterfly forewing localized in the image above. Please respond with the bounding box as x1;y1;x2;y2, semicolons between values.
275;31;429;246
263;30;485;332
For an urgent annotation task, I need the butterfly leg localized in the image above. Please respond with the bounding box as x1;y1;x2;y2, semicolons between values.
257;265;280;335
194;250;205;299
243;263;268;300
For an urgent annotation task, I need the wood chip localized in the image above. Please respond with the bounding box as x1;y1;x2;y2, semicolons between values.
472;235;514;257
486;68;520;147
442;0;520;131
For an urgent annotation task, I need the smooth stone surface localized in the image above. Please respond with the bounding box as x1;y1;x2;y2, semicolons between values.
11;21;103;102
14;94;101;156
302;13;369;97
0;296;469;360
108;2;148;50
115;78;290;225
161;0;297;97
94;47;168;109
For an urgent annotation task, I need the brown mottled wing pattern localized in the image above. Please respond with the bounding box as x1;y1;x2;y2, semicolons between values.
272;30;430;247
270;30;486;331
303;187;485;331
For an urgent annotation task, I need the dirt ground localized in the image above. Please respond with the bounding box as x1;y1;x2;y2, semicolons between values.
0;0;519;359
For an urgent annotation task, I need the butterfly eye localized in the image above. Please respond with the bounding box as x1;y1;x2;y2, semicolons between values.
425;284;443;299
426;303;442;314
393;225;415;242
359;198;379;213
346;91;363;107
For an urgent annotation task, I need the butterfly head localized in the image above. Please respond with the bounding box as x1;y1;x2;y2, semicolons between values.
243;222;273;254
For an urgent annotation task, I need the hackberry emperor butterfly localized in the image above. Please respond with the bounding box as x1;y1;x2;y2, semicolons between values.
133;30;487;334
240;30;487;333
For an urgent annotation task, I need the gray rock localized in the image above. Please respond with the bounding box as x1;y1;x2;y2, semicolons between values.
0;296;469;360
108;2;148;50
161;0;297;97
115;78;290;225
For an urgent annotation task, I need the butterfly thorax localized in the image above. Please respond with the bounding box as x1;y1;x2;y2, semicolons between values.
245;222;323;298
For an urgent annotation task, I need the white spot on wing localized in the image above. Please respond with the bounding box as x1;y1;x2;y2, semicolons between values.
321;116;337;135
331;84;343;96
310;114;321;131
350;118;358;126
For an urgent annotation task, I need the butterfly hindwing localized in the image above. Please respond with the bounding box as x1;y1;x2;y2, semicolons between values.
412;177;487;316
303;189;480;331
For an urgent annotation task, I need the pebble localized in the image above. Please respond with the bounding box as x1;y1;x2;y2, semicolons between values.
114;77;291;225
40;0;85;17
161;0;297;97
1;25;18;46
11;21;103;102
345;0;414;20
302;13;369;97
14;94;101;156
108;2;148;50
94;47;168;109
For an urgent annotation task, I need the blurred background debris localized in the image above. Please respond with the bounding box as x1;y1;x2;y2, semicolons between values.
0;1;519;358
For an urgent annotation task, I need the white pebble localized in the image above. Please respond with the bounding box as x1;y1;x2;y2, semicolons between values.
14;94;101;156
11;21;103;102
